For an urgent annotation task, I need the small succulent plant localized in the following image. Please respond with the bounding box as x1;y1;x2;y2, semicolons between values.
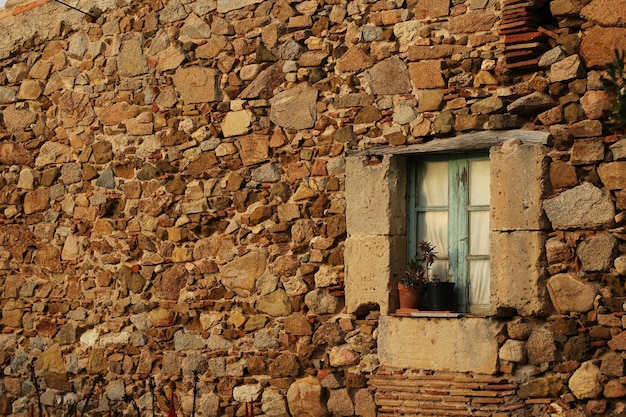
400;240;438;289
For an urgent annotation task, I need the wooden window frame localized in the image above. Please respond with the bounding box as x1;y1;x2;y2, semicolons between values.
407;153;490;313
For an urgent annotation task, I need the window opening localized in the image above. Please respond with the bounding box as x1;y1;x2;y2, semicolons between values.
407;153;490;313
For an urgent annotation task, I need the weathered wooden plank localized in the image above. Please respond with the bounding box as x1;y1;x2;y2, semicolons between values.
349;130;550;157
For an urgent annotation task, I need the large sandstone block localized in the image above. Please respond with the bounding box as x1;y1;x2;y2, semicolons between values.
491;230;551;316
580;27;626;68
363;56;411;95
547;273;597;314
345;235;405;315
377;315;501;374
269;83;318;130
581;0;626;28
598;162;626;190
491;141;550;231
414;0;449;19
117;36;149;78
345;155;406;236
173;66;222;104
543;182;615;229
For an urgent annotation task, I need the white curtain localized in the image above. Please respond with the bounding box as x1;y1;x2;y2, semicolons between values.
415;158;491;306
469;160;490;306
417;161;449;280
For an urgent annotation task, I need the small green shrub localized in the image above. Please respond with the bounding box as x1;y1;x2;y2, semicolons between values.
601;49;626;133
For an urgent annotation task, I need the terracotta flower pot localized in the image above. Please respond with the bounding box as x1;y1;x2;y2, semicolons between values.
398;283;426;310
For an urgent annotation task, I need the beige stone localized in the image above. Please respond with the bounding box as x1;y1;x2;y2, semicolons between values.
354;389;376;417
238;134;269;165
499;339;527;363
117;36;149;78
598;162;626;190
256;289;292;316
547;273;596;314
173;66;222;103
581;90;611;120
580;27;626;68
35;344;65;373
180;13;212;39
364;56;412;95
346;155;406;236
220;250;266;296
95;102;143;126
409;60;446;89
156;45;186;72
269;83;318;130
446;10;498;33
292;183;318;201
543;182;615;229
414;0;449;19
550;55;584;82
417;89;444;112
569;361;603;399
1;300;24;327
549;160;578;189
17;79;43;100
571;138;604;165
0;141;32;166
222;110;251;137
345;235;405;315
24;188;50;214
491;231;550;316
581;0;626;26
217;0;264;13
550;0;584;15
491;142;550;231
61;234;81;261
3;105;37;132
377;316;501;374
571;119;603;138
287;377;327;417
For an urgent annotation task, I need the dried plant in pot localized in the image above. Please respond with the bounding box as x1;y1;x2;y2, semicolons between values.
420;240;456;312
397;240;436;311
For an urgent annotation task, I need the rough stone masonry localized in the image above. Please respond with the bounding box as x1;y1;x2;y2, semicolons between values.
1;0;626;416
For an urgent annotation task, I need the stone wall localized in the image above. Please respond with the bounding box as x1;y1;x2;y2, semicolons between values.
1;0;626;416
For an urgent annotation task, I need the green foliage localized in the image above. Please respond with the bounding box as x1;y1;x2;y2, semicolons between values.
601;49;626;133
400;240;437;289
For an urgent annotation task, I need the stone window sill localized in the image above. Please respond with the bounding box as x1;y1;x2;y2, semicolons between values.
390;310;488;319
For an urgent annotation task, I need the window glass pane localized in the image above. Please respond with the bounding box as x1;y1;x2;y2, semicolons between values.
469;260;490;305
469;159;489;206
431;259;449;282
469;211;490;255
417;211;448;258
418;161;448;207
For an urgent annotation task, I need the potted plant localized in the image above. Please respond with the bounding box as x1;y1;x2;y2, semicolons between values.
409;241;456;311
426;272;456;312
397;240;436;311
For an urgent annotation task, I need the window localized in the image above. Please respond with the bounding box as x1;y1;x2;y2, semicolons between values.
345;131;551;373
408;154;490;314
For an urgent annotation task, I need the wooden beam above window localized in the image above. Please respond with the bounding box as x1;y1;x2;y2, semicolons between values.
349;129;550;156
